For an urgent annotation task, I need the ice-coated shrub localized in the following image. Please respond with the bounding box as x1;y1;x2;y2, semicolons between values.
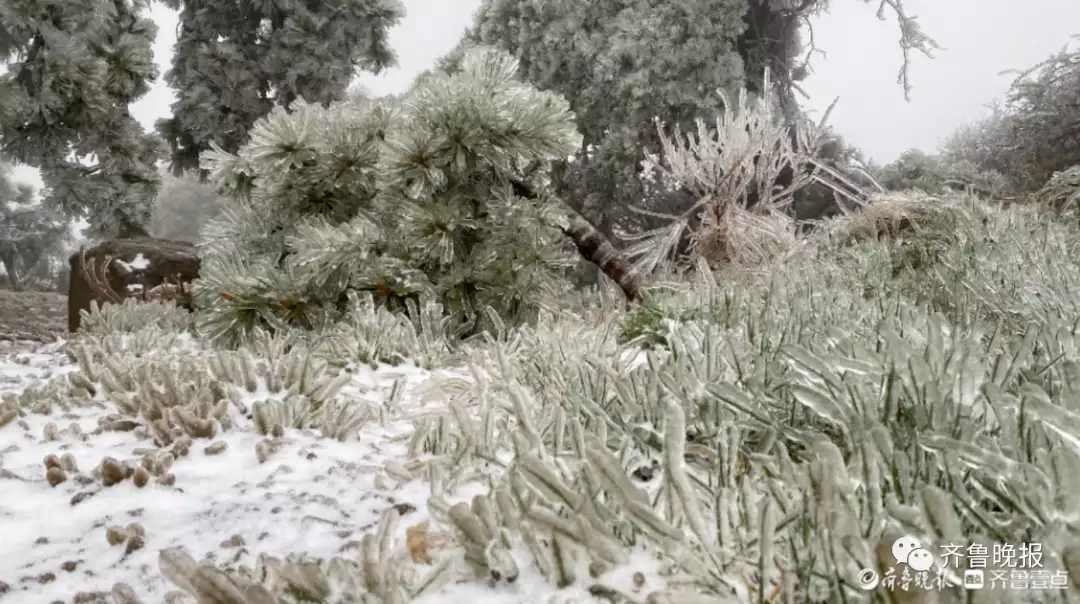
192;47;582;347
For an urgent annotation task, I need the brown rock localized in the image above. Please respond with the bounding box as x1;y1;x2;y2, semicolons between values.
70;490;97;506
391;502;417;516
124;534;145;555
43;454;61;470
99;457;125;487
220;534;245;548
132;467;150;488
203;441;227;456
67;237;200;333
46;466;67;487
106;526;128;546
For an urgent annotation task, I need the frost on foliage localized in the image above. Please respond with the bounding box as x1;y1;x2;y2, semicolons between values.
378;355;737;600
78;298;196;336
60;333;365;444
193;46;582;346
384;205;1080;602
626;74;831;273
1035;165;1080;214
157;508;455;604
312;291;456;370
14;189;1080;604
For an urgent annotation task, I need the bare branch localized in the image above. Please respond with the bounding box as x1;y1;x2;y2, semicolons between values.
865;0;942;100
79;250;124;304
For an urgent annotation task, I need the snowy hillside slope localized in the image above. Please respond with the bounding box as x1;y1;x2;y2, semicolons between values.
0;337;678;604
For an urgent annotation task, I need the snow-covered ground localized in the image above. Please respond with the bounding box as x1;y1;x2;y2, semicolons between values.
0;339;670;603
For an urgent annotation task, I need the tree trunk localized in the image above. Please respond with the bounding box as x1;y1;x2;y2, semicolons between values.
560;205;644;302
117;214;151;239
0;251;20;291
67;237;200;332
510;178;643;303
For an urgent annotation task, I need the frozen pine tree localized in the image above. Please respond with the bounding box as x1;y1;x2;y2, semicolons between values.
195;48;586;345
156;0;404;177
441;0;749;242
441;0;939;256
0;0;164;238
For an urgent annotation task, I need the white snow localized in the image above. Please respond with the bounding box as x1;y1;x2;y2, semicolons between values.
115;254;151;273
0;339;673;603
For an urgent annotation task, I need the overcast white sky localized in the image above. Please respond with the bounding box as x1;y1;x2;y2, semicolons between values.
10;0;1080;189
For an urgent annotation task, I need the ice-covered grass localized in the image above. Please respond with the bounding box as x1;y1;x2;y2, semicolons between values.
0;339;672;604
1;346;409;601
6;192;1080;604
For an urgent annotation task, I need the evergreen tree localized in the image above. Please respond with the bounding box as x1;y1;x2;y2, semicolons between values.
941;39;1080;192
440;0;939;251
0;0;163;238
150;168;228;241
0;162;69;289
875;148;1009;198
156;0;404;177
439;0;749;242
195;48;585;345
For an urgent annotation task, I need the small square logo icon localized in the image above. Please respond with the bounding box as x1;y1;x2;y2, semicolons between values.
964;569;985;589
